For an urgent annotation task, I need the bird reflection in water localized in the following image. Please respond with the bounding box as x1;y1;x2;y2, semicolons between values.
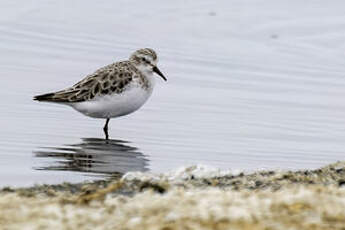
34;138;148;176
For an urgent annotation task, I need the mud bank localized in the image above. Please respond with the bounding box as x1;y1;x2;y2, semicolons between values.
0;162;345;229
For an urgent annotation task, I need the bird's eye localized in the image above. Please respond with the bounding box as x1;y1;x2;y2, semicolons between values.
141;57;150;64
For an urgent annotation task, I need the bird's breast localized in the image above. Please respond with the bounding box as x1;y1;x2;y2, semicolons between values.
71;82;154;119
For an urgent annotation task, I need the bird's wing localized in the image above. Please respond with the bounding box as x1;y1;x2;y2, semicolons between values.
34;62;136;103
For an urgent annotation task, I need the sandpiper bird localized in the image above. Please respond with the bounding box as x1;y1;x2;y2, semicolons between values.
34;48;167;140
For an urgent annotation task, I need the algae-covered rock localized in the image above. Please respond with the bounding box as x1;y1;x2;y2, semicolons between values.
0;162;344;230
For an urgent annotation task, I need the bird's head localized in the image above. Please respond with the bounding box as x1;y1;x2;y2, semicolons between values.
130;48;167;81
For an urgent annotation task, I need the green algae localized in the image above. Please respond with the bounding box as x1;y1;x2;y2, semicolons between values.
0;162;344;230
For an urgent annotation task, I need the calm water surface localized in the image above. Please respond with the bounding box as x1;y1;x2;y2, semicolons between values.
1;0;345;186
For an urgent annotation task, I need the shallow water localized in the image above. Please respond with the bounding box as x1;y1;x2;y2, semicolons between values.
1;0;345;186
34;138;148;175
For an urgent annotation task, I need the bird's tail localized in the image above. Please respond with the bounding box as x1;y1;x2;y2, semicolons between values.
34;88;81;103
33;92;57;102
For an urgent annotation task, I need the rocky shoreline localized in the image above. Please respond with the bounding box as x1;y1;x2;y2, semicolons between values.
1;162;344;229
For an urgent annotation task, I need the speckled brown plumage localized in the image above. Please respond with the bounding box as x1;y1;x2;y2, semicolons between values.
34;48;166;140
34;61;149;103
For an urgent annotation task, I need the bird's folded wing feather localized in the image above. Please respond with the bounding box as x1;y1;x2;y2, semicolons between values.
34;62;135;103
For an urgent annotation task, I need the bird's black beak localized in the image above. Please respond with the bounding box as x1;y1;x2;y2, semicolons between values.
153;66;167;81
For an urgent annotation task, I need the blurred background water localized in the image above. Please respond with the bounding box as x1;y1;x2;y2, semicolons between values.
1;0;345;186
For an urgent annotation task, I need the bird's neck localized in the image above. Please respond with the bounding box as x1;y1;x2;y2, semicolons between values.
134;65;156;90
144;72;156;90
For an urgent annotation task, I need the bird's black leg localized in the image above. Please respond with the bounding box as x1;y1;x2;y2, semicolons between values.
103;118;110;140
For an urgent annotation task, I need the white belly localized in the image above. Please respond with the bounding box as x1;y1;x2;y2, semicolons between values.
70;84;153;119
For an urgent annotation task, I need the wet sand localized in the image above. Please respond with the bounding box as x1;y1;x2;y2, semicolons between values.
1;162;344;229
